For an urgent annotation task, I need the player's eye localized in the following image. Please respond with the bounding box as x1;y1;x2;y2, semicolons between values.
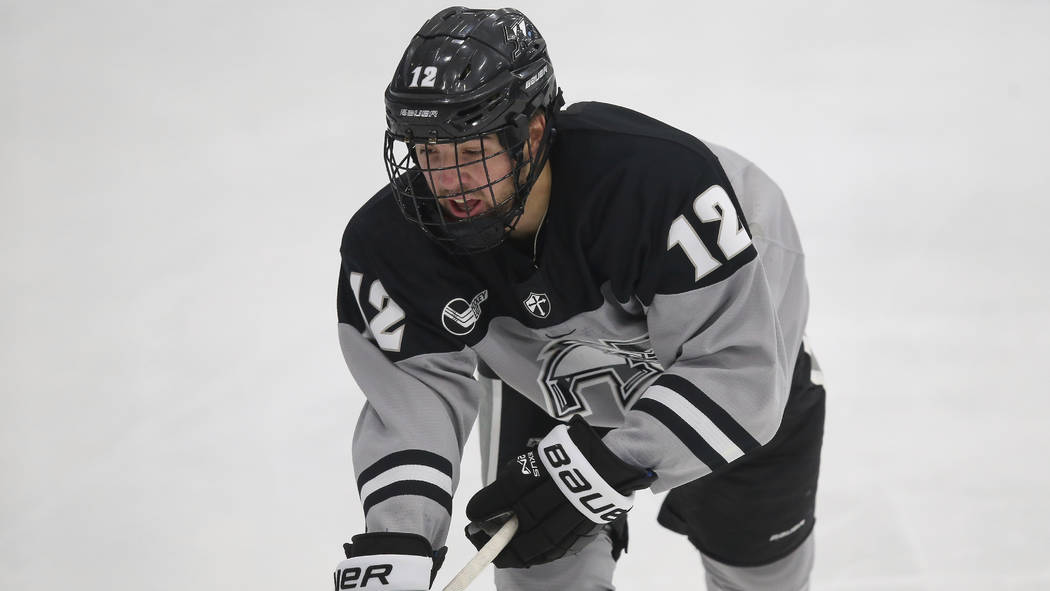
415;147;439;161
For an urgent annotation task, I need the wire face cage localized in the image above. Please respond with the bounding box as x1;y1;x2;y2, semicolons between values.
383;123;545;255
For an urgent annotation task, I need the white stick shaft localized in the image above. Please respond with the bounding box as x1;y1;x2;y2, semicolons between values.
441;516;519;591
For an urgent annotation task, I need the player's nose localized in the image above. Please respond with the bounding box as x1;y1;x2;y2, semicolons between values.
430;166;465;194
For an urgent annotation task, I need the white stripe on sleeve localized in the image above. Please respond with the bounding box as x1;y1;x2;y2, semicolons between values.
358;464;453;502
644;385;746;464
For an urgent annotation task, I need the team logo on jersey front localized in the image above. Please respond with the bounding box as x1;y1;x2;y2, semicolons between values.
523;292;550;318
441;290;488;336
537;334;663;420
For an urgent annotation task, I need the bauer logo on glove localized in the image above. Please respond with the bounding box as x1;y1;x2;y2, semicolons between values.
334;563;396;589
539;434;634;524
465;417;656;568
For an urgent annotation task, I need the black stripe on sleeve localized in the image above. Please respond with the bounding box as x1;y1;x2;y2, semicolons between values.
633;398;726;470
357;449;454;491
362;481;454;515
654;374;761;452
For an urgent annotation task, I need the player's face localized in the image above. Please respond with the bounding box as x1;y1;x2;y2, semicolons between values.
415;135;516;220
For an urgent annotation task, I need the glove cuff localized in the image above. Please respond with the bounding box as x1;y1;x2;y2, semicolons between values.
339;532;447;589
537;418;655;525
566;416;657;492
346;532;432;558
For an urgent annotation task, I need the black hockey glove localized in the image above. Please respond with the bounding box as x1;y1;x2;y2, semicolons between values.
465;416;656;568
334;532;447;590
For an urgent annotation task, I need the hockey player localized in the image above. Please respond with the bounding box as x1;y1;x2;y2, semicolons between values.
333;7;825;591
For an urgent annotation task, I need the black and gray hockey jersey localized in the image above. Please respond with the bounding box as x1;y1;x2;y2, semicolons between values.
337;102;812;549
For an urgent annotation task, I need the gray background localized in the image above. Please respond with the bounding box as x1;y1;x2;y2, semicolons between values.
3;1;1049;589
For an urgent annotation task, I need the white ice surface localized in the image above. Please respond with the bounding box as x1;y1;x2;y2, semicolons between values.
3;1;1049;589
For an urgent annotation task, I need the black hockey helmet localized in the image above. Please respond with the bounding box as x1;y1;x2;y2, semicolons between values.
383;6;563;254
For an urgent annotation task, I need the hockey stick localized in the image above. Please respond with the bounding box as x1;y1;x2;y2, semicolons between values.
441;515;519;591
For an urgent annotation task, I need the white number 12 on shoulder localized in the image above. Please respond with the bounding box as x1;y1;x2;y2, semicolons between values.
667;185;753;281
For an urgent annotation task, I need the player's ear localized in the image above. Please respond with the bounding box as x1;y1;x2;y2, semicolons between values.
527;111;547;157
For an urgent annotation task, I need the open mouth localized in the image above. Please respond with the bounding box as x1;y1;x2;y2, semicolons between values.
442;197;487;219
